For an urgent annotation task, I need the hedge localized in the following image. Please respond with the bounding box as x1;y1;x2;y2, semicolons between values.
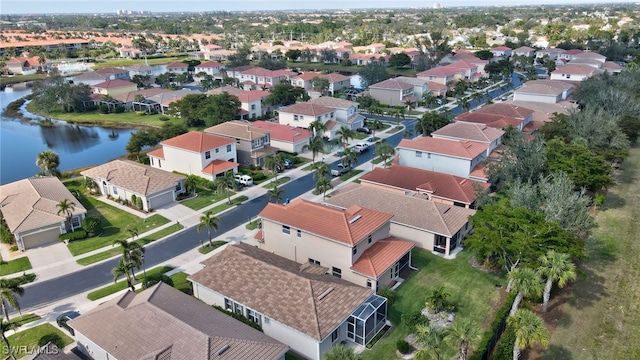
471;291;516;360
59;230;87;241
212;305;262;331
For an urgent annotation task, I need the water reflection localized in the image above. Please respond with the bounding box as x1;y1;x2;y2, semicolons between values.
40;125;101;153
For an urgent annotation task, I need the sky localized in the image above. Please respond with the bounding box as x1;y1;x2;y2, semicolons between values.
0;0;637;14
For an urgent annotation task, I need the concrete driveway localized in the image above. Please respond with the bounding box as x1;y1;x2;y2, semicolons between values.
27;242;81;282
154;201;199;224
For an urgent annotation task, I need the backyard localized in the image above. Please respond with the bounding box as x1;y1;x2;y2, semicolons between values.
360;249;505;360
5;323;73;359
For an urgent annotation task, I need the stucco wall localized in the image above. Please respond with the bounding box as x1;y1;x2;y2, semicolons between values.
75;331;116;360
513;92;560;104
369;88;402;106
398;149;472;178
389;222;436;251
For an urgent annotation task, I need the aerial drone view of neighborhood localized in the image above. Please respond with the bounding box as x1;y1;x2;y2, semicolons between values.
0;0;639;359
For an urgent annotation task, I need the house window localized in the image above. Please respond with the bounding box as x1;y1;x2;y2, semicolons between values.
309;258;320;265
353;245;358;255
71;216;81;228
282;225;291;235
176;182;182;191
331;112;335;118
251;104;256;110
300;115;304;121
227;144;232;152
366;280;372;288
297;229;302;238
150;158;154;166
416;151;422;158
332;267;342;278
247;309;262;325
317;116;322;121
368;235;372;244
158;160;161;168
427;153;431;159
205;151;211;159
215;148;220;153
224;298;233;311
112;186;118;195
332;329;339;343
294;115;299;121
264;317;270;324
234;303;244;316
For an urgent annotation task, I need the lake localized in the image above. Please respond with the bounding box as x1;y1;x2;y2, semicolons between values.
0;85;134;185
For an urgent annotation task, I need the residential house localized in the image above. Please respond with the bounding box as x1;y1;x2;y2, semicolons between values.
426;81;448;97
189;243;387;360
455;112;524;131
535;48;563;60
416;66;458;86
112;88;169;112
6;56;44;75
194;61;225;76
147;131;238;180
291;72;324;91
232;67;296;90
550;64;597;81
397;137;489;180
368;78;417;107
73;71;109;86
236;90;272;118
0;177;87;251
571;51;606;64
95;67;130;80
473;103;534;127
91;79;138;97
431;122;504;156
205;121;277;168
126;63;153;77
513;79;575;104
308;97;366;132
491;46;512;58
558;48;583;61
327;184;476;257
251;120;312;153
257;199;415;291
513;46;536;57
147;89;201;114
166;61;189;74
69;282;288;360
322;73;351;96
278;102;336;139
359;164;489;208
81;160;185;212
118;46;142;59
394;76;429;99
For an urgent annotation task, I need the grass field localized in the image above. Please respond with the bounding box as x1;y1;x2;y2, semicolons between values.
169;272;192;294
360;249;505;360
0;73;48;85
206;195;249;215
6;323;73;359
262;176;291;189
5;313;41;328
0;257;32;276
180;187;233;210
198;240;227;254
92;56;188;69
540;146;640;360
87;265;174;301
339;169;363;181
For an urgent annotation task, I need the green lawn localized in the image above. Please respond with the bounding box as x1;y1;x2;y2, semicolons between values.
181;187;233;210
262;176;291;189
198;240;227;254
387;126;404;134
339;170;363;181
293;157;312;168
92;56;188;69
6;313;41;328
289;61;416;77
0;73;48;85
169;272;192;294
360;249;505;360
245;220;260;230
0;257;32;276
87;265;174;301
206;196;249;216
6;323;73;359
76;224;184;266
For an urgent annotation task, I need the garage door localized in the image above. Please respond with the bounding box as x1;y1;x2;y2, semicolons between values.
23;228;61;249
148;191;175;210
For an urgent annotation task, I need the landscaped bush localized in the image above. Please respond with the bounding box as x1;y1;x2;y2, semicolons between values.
82;216;102;236
135;196;143;209
113;106;125;113
59;230;87;241
99;104;109;114
252;172;267;181
136;111;146;116
249;164;257;171
397;339;410;354
401;308;429;329
1;216;15;244
471;291;517;360
142;273;174;289
491;326;516;360
131;194;138;207
212;305;262;331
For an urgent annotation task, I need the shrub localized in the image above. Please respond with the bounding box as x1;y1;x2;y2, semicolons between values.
37;333;64;349
113;106;125;113
212;305;262;331
131;194;138;207
9;245;18;252
159;115;170;121
252;172;267;181
377;286;397;307
142;273;174;289
401;309;429;329
99;104;109;114
59;230;87;241
492;327;516;360
249;164;257;171
135;197;143;209
471;291;517;360
85;104;97;111
136;111;146;116
397;339;410;354
82;216;102;236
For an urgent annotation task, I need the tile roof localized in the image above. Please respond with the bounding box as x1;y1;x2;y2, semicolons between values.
417;66;459;77
431;122;504;144
308;97;357;109
205;120;270;141
426;81;448;91
514;79;575;96
278;102;334;116
351;238;415;277
513;46;535;53
551;64;597;76
166;61;189;69
369;78;413;90
195;61;225;69
327;183;476;236
359;164;487;205
572;51;606;61
147;147;164;159
189;243;373;341
161;131;234;153
126;64;153;72
251;121;312;143
455;112;523;129
73;71;108;81
474;103;534;119
147;89;201;105
206;86;245;97
92;79;137;89
236;90;270;103
395;76;428;86
492;46;512;51
81;160;185;196
68;283;288;360
469;162;489;181
398;137;488;160
0;177;87;234
202;159;238;175
322;72;350;82
95;67;128;76
112;88;169;102
259;199;393;246
6;56;42;67
292;72;323;81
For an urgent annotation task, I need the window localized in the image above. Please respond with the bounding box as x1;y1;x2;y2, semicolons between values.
234;303;244;316
332;329;339;343
215;148;220;153
317;116;321;121
416;151;422;158
353;245;358;255
282;225;291;235
205;151;211;159
264;317;270;325
158;160;161;168
112;186;118;195
71;216;81;228
368;235;372;244
331;112;335;118
366;280;372;288
227;144;232;152
224;298;233;311
427;153;431;159
150;158;154;166
175;182;182;191
251;104;256;110
332;267;342;278
297;229;302;238
308;258;320;265
247;309;262;325
294;115;299;121
300;115;304;121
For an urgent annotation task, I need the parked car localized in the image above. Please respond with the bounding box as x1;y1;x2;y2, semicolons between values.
354;143;370;153
283;158;293;169
331;163;351;176
56;311;80;336
235;174;253;187
356;127;371;134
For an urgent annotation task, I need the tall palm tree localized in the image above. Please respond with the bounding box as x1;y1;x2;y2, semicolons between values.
508;309;550;360
375;143;396;168
56;199;76;232
264;153;284;184
112;258;136;292
415;324;448;360
302;135;324;164
215;171;237;205
341;147;359;176
197;210;220;248
308;120;327;137
370;118;383;140
313;162;330;181
458;96;471;112
0;278;24;322
335;126;354;149
1;320;19;360
267;186;285;204
35;150;60;176
508;267;543;316
315;177;333;202
537;251;577;313
403;129;414;139
113;236;144;279
446;319;481;360
324;344;360;360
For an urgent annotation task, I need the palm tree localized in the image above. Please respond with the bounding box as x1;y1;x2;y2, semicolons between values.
315;177;333;202
470;91;484;109
508;267;543;316
314;162;330;181
308;120;327;137
1;320;19;360
56;199;76;232
0;278;24;322
341;147;358;175
415;324;448;360
83;177;98;194
404;99;416;111
184;175;199;195
508;309;550;360
35;150;60;176
446;319;481;360
403;129;414;139
335;126;355;149
324;344;360;360
267;186;285;204
197;210;220;248
215;171;237;205
537;251;577;313
375;143;396;168
302;135;324;165
370;118;383;140
425;286;452;313
458;96;471;112
264;153;284;184
113;235;144;278
112;258;136;292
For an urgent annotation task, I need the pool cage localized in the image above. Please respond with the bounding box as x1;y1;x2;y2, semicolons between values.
346;294;387;345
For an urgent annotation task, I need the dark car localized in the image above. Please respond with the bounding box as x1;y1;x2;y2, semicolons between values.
356;127;371;134
56;311;80;336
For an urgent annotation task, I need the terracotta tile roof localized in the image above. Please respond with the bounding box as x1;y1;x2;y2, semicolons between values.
161;131;234;153
236;90;270;103
147;147;164;159
189;243;374;340
68;283;288;360
572;51;606;61
81;160;185;196
474;103;534;120
359;164;487;205
205;120;270;141
0;177;87;234
325;119;338;130
351;238;415;277
92;79;136;89
417;66;459;77
432;122;504;144
278;102;334;116
369;78;413;90
88;93;104;101
513;46;535;53
195;61;225;69
6;56;42;67
95;67;128;76
259;199;393;246
73;71;108;81
251;121;312;143
395;76;428;86
308;97;357;109
455;112;523;129
551;64;597;76
398;137;488;160
322;72;350;83
514;79;575;96
202;159;238;175
562;49;583;55
492;46;512;51
292;72;323;81
469;162;489;181
427;81;448;91
601;61;623;71
328;183;476;237
251;145;279;158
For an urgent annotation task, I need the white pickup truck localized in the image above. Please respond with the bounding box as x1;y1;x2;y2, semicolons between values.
354;143;370;153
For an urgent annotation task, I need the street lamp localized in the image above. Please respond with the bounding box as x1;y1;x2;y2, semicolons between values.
141;254;147;282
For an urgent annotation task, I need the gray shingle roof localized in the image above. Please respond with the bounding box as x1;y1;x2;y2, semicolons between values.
81;160;184;196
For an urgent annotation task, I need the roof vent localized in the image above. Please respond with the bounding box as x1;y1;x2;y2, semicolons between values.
349;215;362;224
216;345;230;356
317;287;335;300
443;207;451;214
465;142;473;148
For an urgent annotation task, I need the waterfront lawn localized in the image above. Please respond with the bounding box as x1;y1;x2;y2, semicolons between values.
87;265;174;301
92;56;188;69
360;249;505;360
181;187;232;210
34;108;185;129
0;73;48;86
0;257;32;276
7;323;73;359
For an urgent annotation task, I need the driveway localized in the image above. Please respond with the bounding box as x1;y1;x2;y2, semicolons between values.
27;242;82;282
154;201;199;224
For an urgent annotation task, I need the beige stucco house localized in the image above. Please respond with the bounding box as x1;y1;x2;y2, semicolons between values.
251;120;312;154
0;177;87;251
91;79;138;97
368;78;417;107
205;121;277;168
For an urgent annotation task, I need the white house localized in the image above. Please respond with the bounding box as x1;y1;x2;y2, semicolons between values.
550;64;597;81
308;97;366;132
431;122;504;156
251;120;312;153
278;102;336;138
513;79;575;104
194;61;225;76
368;78;417;107
491;46;512;58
